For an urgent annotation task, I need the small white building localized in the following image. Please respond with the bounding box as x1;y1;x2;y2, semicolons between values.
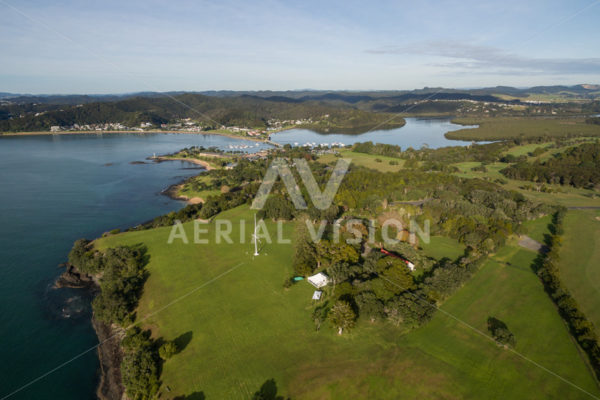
307;272;329;288
312;290;322;300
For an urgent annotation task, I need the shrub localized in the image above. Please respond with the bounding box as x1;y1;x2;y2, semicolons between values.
158;341;178;360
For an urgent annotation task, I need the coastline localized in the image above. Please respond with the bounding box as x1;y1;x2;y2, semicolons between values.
0;129;270;143
154;156;215;170
55;265;125;400
162;181;205;204
93;319;125;400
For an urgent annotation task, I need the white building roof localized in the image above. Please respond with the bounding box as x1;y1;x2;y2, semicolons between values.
307;272;329;288
312;290;322;300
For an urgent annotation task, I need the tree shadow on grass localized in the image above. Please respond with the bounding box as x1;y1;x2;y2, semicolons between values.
173;392;205;400
173;331;193;354
252;378;289;400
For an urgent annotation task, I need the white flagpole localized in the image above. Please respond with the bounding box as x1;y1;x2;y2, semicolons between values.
253;214;259;256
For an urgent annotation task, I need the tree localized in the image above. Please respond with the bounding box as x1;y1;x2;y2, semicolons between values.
326;263;351;288
159;341;178;360
315;240;359;269
121;349;160;400
328;300;356;335
355;291;385;323
292;220;317;276
380;259;416;294
312;303;329;331
385;291;434;328
68;238;103;274
487;317;515;347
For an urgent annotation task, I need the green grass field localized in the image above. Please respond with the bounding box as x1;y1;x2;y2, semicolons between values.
404;241;599;399
557;210;600;333
503;142;554;157
448;117;600;141
178;174;221;200
319;149;406;172
95;206;600;399
420;235;465;261
522;215;553;243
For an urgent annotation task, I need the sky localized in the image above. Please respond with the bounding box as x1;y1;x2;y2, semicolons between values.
0;0;599;94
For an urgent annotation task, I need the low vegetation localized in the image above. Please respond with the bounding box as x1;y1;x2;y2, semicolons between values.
447;117;600;141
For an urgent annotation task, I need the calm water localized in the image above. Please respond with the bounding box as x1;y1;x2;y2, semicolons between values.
271;117;477;148
0;133;267;399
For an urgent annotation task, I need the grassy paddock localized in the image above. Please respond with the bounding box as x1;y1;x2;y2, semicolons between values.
177;174;221;200
558;210;600;332
94;206;599;399
404;242;599;399
419;235;464;261
319;148;406;172
521;215;553;243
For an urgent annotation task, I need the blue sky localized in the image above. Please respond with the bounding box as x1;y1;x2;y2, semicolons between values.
0;0;599;93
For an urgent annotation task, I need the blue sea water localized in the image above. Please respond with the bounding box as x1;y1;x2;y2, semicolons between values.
0;133;268;400
271;117;477;148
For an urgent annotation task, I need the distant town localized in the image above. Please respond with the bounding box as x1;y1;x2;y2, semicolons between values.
46;116;320;138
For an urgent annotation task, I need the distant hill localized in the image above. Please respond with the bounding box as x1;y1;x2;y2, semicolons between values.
1;84;599;133
0;93;404;132
2;84;599;105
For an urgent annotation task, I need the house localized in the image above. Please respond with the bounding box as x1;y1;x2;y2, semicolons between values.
312;290;322;300
307;272;329;288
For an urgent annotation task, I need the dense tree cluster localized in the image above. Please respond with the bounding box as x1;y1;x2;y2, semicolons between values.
352;141;402;158
68;239;181;398
120;328;161;400
92;246;148;326
69;240;148;325
68;239;104;274
131;203;204;231
501;143;600;188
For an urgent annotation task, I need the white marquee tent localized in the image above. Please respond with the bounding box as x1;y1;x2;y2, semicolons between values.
307;272;329;288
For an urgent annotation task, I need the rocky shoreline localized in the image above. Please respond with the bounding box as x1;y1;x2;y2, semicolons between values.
54;152;212;399
162;182;190;202
94;319;125;400
56;264;125;400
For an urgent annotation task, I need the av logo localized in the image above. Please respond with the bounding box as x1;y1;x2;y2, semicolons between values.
251;158;351;210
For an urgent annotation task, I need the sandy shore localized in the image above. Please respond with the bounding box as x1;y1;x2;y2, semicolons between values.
161;182;205;205
154;156;215;170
